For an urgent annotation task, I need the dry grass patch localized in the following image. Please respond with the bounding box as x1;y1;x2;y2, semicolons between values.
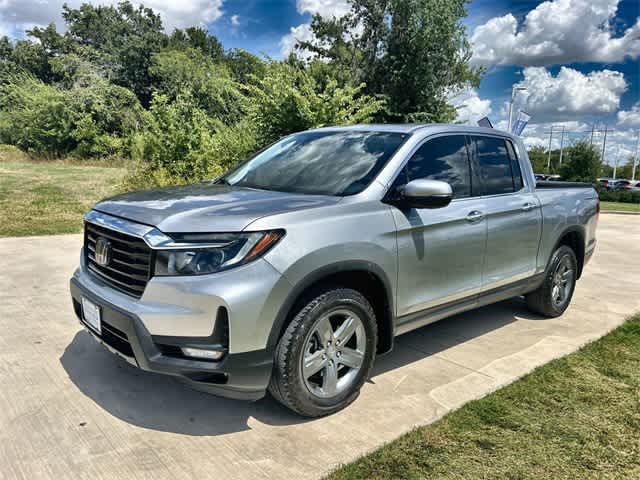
0;153;124;237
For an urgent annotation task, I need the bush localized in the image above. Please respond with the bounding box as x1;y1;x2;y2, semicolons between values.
0;73;76;155
559;141;603;182
598;189;640;204
0;71;142;158
150;48;246;124
124;93;258;188
69;79;144;158
124;62;385;190
245;62;385;145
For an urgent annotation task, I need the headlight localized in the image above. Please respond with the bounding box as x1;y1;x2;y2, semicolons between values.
153;230;284;276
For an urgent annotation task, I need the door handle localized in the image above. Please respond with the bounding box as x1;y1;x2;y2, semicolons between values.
466;210;485;223
521;202;536;212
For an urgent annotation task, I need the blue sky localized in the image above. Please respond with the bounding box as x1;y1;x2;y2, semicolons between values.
212;0;638;163
1;0;639;163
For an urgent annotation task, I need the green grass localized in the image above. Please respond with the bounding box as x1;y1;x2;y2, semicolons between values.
328;315;640;480
0;149;125;237
600;201;640;213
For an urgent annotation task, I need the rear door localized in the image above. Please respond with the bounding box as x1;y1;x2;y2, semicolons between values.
390;134;487;318
469;135;542;289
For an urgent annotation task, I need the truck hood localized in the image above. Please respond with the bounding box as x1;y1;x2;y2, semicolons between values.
93;183;341;232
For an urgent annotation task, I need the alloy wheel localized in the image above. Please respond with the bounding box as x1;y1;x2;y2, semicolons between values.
551;255;574;309
301;308;366;399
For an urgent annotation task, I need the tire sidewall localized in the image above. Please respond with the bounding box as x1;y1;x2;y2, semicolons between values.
544;246;577;315
279;289;377;415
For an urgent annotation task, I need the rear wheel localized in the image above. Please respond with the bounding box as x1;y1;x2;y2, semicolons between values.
269;287;377;417
526;245;577;317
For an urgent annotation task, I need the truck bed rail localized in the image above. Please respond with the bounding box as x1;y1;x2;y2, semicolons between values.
536;181;595;189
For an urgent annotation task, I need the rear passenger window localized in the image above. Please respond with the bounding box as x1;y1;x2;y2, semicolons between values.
474;136;515;195
396;135;471;198
505;140;524;190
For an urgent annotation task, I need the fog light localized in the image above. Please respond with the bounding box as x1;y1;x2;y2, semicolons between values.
181;347;224;361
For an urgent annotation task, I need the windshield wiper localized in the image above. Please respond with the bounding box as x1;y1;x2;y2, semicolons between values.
214;177;231;186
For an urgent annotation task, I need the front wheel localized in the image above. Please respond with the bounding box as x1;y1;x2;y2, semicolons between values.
526;245;577;317
269;287;377;417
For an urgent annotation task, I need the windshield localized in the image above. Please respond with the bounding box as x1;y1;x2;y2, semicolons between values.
223;130;408;196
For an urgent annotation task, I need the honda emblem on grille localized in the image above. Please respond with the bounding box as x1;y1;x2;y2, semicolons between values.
94;237;112;266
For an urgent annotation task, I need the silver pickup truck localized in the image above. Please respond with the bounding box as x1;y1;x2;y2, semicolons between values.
70;124;599;417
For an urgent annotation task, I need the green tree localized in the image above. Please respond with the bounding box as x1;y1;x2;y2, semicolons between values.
169;27;225;61
559;141;603;182
128;93;257;187
614;157;636;180
245;62;385;145
0;37;12;60
527;146;549;173
150;48;246;124
69;78;144;157
7;40;54;81
297;0;481;122
61;1;167;105
0;73;75;155
226;49;267;84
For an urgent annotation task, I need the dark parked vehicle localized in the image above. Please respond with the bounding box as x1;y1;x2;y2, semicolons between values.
611;180;632;191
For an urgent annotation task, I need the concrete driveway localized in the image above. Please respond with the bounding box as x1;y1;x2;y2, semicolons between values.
1;214;639;480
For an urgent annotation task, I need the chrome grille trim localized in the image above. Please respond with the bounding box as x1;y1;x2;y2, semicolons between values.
84;218;151;298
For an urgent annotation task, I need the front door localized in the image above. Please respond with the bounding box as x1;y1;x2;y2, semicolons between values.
390;134;488;319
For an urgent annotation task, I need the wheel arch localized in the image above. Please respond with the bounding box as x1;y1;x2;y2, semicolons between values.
266;261;395;355
552;226;586;278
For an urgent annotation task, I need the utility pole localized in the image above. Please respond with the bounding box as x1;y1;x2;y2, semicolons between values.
590;124;595;146
613;144;619;180
601;126;608;168
633;129;639;182
547;126;554;170
558;126;566;165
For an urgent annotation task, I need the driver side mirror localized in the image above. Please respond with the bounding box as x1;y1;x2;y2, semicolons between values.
400;179;453;209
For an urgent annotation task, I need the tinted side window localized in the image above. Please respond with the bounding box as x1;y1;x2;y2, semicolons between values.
505;140;524;190
398;135;471;198
475;136;515;195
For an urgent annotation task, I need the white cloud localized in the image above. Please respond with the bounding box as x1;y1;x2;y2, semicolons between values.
230;14;239;26
617;103;640;128
296;0;352;18
516;67;627;123
0;0;224;35
471;0;640;66
280;23;316;58
449;89;492;125
280;0;352;57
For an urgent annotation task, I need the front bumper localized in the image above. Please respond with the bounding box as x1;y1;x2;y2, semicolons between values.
70;278;273;400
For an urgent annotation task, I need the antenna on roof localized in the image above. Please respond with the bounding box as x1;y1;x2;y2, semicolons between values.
477;117;493;128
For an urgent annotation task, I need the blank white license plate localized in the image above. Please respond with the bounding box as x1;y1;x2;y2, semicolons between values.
81;297;102;334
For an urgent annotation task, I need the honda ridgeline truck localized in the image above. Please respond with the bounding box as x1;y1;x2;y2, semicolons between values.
70;124;599;417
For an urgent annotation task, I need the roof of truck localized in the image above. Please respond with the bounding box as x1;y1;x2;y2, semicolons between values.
311;123;512;137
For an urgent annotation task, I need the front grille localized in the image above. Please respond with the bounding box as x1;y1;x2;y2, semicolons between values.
85;221;151;298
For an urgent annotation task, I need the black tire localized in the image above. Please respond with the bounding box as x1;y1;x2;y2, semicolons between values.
526;245;578;317
268;287;377;417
